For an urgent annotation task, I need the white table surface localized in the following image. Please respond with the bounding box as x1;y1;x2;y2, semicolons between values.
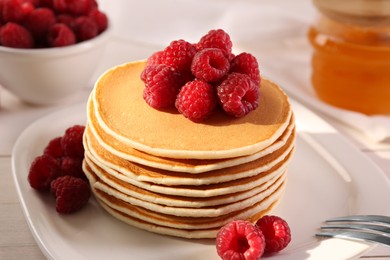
1;0;390;259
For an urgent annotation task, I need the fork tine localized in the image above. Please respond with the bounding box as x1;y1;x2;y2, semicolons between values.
321;223;390;236
326;215;390;225
316;230;390;247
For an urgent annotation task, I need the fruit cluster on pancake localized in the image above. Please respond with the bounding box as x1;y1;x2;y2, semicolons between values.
82;59;295;239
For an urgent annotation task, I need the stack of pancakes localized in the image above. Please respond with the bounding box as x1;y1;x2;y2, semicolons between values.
82;61;295;239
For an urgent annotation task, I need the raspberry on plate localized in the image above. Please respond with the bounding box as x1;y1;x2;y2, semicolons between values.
60;156;87;180
0;22;34;48
141;64;182;109
61;125;85;158
28;154;60;191
217;73;260;118
43;136;64;159
196;29;233;61
216;220;265;260
175;80;217;122
256;215;291;254
51;175;91;214
230;52;261;86
191;48;230;83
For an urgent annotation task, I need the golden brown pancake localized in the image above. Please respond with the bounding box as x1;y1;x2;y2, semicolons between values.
92;61;292;159
87;94;295;173
83;60;295;239
84;163;284;239
83;123;295;186
83;156;288;208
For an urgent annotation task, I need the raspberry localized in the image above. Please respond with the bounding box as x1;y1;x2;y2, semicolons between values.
28;154;60;191
56;14;75;28
60;156;86;180
141;64;182;109
175;80;217;122
2;0;34;23
50;176;90;214
47;23;75;47
38;0;54;8
24;7;56;40
161;39;197;73
216;220;265;260
191;48;230;83
0;22;34;48
73;16;97;42
61;125;85;158
146;50;164;67
196;29;233;61
88;8;107;33
217;73;259;118
230;53;261;86
256;215;291;254
43;136;64;159
53;0;95;15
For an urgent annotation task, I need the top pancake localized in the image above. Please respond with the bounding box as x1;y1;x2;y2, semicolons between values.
92;61;292;159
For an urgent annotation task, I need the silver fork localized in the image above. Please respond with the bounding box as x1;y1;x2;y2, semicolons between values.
316;215;390;246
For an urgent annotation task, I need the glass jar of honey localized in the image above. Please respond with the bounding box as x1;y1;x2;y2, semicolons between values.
308;0;390;115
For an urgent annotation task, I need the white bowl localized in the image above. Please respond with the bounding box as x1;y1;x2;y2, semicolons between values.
0;26;111;105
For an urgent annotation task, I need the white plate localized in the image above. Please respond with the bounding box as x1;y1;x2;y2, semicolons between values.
12;100;390;260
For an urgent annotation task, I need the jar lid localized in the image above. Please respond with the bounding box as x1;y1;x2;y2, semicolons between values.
313;0;390;26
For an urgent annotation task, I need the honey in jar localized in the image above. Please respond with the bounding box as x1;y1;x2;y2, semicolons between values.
308;0;390;115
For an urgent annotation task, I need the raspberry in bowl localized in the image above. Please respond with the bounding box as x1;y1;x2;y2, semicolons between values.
0;0;110;105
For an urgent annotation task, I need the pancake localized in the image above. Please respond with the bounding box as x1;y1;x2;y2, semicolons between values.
83;123;295;186
88;166;286;218
92;61;292;159
93;183;284;230
82;59;296;239
83;158;287;208
83;149;292;198
85;163;285;239
87;95;295;173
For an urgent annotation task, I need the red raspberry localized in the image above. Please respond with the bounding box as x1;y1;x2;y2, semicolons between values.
216;220;265;260
61;125;85;158
196;29;233;61
146;50;164;67
43;136;64;159
24;7;56;40
191;48;230;83
2;0;34;23
256;215;291;254
73;16;97;42
161;39;196;73
50;176;90;214
56;14;75;28
60;156;86;180
47;23;75;47
0;22;34;48
175;80;217;122
88;8;107;33
141;64;182;109
230;53;261;86
28;154;60;191
217;73;259;118
38;0;54;8
53;0;95;15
